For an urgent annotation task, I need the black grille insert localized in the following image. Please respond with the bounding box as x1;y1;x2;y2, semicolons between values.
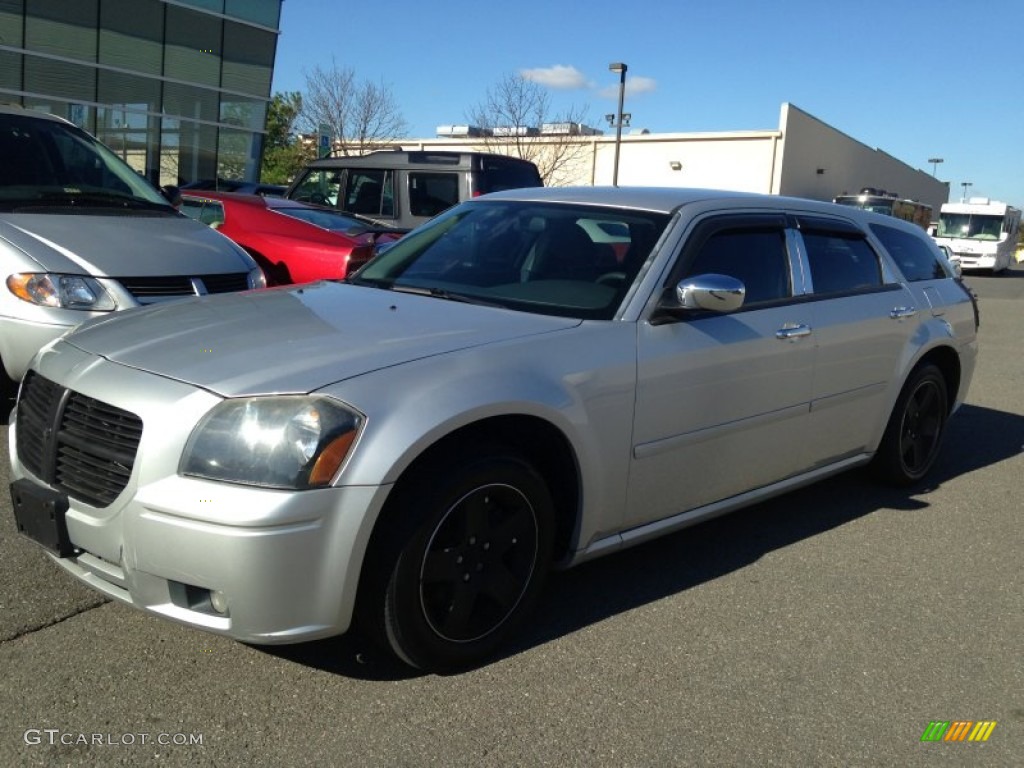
117;273;248;301
16;372;143;508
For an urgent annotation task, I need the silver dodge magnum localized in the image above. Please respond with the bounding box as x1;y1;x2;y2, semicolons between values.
9;187;978;670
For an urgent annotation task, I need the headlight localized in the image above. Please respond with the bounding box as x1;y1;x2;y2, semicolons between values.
247;266;267;289
7;273;116;310
180;396;363;489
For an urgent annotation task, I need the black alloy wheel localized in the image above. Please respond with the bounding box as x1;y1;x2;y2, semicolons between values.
417;482;540;644
873;364;949;486
371;450;555;671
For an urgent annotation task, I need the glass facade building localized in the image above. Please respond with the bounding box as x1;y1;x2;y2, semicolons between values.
0;0;282;186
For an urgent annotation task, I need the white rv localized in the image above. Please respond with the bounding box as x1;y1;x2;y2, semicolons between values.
934;198;1021;272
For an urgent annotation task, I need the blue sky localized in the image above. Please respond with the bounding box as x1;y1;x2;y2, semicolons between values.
272;0;1024;207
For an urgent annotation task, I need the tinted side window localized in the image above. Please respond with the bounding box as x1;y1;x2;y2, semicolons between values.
344;170;393;216
686;229;790;305
871;224;950;281
475;159;543;193
409;172;459;217
803;233;882;294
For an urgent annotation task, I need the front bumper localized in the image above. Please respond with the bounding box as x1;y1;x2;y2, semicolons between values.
8;345;392;644
15;473;389;643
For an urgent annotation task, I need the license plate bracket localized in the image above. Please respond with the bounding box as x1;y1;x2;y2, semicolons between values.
10;479;75;557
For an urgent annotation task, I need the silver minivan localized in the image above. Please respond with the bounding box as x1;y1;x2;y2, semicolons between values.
0;105;265;392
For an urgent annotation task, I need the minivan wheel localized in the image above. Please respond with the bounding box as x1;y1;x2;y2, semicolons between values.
872;364;949;486
371;451;554;671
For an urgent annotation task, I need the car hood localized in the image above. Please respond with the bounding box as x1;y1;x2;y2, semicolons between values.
63;282;581;397
0;212;250;275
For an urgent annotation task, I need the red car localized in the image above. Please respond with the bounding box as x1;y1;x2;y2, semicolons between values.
180;191;403;285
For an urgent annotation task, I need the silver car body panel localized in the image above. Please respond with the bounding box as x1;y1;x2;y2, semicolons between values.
63;282;582;397
8;186;979;644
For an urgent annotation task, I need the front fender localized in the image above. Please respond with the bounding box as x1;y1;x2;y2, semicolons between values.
322;321;639;550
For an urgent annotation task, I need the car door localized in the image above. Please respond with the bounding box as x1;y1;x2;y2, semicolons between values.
626;214;815;528
793;215;918;463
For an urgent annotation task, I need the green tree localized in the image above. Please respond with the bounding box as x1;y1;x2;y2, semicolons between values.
261;92;311;184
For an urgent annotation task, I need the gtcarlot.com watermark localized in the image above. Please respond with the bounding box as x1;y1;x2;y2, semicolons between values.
24;729;203;747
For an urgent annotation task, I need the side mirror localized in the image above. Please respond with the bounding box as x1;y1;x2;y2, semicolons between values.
676;273;746;312
161;184;182;208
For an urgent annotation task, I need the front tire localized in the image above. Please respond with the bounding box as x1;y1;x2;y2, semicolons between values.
872;364;949;486
366;450;555;671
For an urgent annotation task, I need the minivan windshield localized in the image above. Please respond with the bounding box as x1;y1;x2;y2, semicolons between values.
0;112;172;212
352;200;670;320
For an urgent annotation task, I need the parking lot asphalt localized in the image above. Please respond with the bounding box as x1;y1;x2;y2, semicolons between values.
1;268;1021;767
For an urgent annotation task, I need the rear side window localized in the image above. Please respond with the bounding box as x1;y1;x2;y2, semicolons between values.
871;224;951;281
685;228;791;305
803;232;882;294
474;158;543;194
409;172;459;217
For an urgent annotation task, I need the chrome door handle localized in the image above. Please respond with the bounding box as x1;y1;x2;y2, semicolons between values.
775;323;812;341
890;306;918;320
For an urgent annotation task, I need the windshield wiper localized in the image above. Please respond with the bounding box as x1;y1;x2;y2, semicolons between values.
19;191;173;212
344;275;395;289
345;277;500;307
389;284;503;307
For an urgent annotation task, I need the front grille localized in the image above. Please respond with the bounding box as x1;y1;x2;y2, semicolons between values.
117;273;248;302
16;372;143;508
118;275;195;298
198;272;249;294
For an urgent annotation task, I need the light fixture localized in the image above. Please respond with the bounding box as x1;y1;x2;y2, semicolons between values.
669;161;682;171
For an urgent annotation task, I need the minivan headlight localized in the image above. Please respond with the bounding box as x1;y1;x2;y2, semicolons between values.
181;396;363;489
7;273;116;310
247;266;267;289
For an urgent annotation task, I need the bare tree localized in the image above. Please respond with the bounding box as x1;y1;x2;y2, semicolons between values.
468;73;592;186
300;61;408;155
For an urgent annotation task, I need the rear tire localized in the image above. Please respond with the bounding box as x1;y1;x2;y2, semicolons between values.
872;364;949;486
362;448;555;671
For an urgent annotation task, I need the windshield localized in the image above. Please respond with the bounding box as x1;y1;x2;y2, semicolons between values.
353;200;670;320
833;196;895;215
937;213;1005;240
0;112;171;211
274;206;382;236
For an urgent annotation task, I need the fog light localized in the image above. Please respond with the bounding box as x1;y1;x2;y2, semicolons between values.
210;590;229;614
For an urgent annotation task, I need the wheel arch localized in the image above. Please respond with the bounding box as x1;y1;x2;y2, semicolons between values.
351;413;582;652
381;414;581;563
913;344;961;414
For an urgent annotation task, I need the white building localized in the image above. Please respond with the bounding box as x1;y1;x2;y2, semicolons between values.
406;103;949;214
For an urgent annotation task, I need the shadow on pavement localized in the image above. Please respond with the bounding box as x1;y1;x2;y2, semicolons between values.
265;402;1022;679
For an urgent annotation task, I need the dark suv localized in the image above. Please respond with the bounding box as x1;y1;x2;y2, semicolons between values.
285;150;543;229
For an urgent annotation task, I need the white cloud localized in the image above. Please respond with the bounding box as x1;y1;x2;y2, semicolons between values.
520;65;590;90
598;75;658;100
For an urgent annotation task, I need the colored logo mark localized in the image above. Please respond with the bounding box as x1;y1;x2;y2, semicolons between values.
920;720;997;742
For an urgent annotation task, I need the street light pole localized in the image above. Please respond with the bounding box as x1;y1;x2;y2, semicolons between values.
961;181;972;201
608;62;627;187
927;157;943;177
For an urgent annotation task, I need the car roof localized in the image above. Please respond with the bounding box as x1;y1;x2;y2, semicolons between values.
181;190;311;209
0;103;71;125
305;149;536;170
475;185;922;227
